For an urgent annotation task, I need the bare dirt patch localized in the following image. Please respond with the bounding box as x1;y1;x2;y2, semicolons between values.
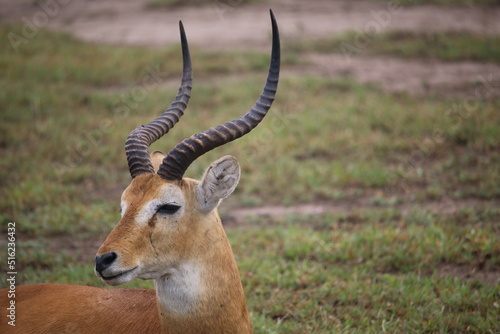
303;54;500;95
3;0;500;48
435;263;500;286
220;198;498;227
2;0;500;94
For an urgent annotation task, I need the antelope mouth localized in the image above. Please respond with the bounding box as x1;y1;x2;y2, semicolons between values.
100;267;138;285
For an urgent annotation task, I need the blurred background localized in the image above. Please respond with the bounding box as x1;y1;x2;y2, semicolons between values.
1;0;499;332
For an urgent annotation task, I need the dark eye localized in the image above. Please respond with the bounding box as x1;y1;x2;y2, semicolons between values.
156;204;181;215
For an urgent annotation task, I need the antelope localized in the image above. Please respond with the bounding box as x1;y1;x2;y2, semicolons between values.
0;10;279;334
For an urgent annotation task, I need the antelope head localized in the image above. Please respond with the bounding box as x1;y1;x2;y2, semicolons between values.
95;12;280;288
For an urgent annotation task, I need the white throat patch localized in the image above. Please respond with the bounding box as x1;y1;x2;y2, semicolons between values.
155;262;203;315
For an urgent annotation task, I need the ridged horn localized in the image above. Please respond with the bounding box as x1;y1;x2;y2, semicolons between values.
125;21;192;178
157;10;280;181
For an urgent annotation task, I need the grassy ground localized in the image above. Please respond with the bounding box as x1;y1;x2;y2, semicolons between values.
0;23;499;333
290;32;500;63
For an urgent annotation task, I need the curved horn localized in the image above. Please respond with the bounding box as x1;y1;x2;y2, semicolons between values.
125;21;192;178
158;10;280;181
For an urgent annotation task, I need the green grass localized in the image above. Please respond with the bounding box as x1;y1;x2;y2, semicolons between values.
1;25;499;236
3;207;499;333
0;25;499;333
236;212;499;333
290;31;500;63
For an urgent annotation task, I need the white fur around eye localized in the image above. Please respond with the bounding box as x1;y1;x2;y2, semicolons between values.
120;201;127;217
135;184;185;225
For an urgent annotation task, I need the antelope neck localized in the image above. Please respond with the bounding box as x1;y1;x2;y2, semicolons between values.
154;213;253;334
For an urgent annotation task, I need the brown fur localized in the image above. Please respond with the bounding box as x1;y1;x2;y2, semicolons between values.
2;158;251;333
97;170;252;334
0;284;160;333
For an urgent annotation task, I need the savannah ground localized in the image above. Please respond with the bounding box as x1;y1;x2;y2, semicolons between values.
0;0;499;333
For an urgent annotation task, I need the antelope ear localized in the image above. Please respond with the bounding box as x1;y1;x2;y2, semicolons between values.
197;155;240;213
151;151;167;172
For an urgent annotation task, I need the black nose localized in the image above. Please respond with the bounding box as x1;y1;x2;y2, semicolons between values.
95;252;117;275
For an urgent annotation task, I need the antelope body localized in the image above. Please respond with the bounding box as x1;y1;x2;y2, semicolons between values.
1;284;161;333
0;10;280;334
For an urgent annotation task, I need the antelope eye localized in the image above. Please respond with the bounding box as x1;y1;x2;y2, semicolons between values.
156;204;181;215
